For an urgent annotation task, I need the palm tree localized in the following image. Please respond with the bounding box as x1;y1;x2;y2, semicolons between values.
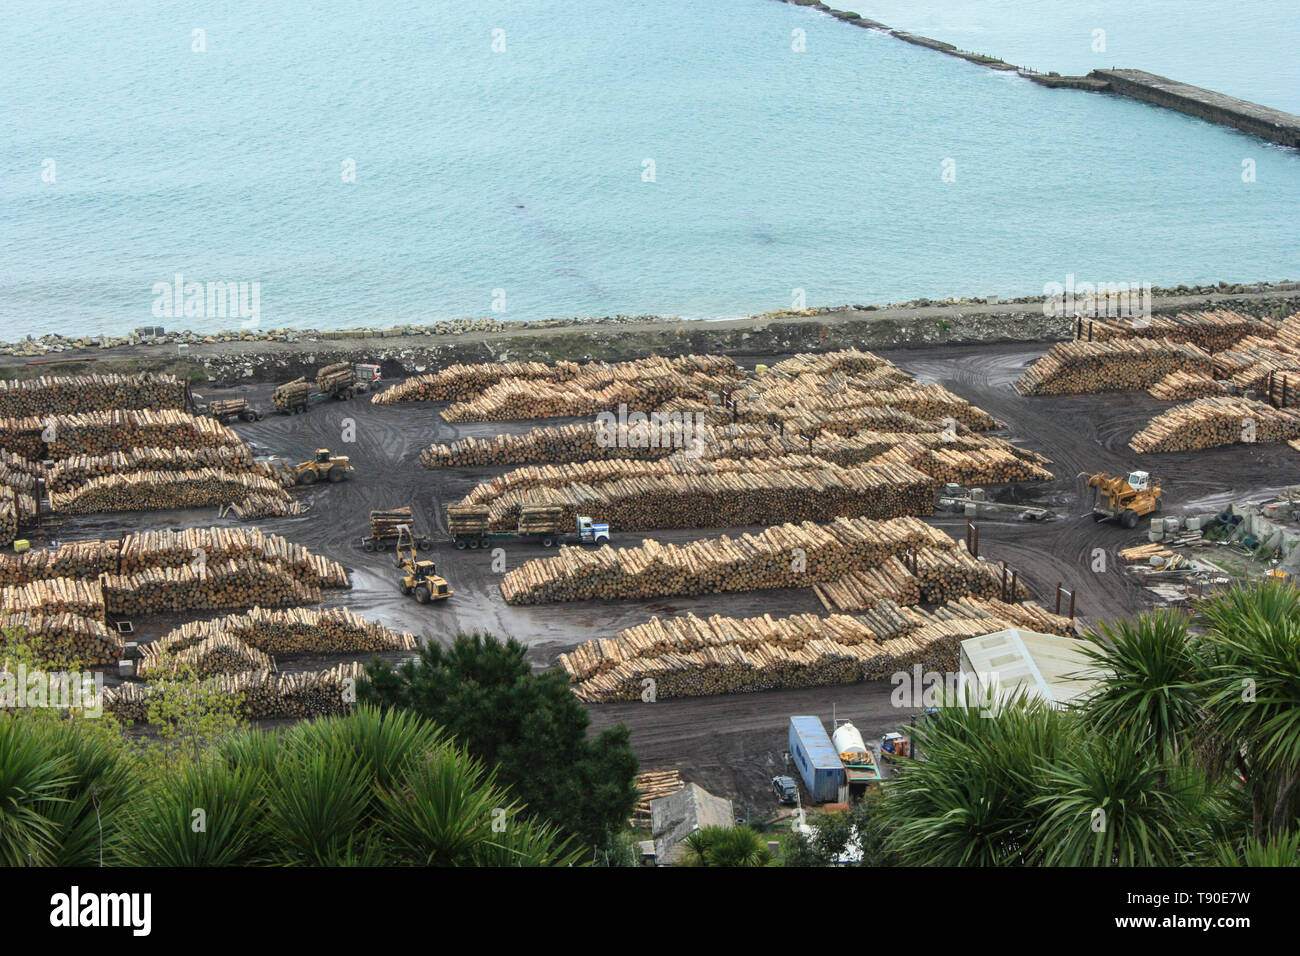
1197;581;1300;840
677;826;770;866
883;698;1070;866
0;715;75;866
1029;732;1221;866
1211;830;1300;866
1077;609;1206;761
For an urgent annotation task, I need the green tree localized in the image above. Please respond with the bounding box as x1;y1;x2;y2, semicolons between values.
784;787;899;866
359;633;638;854
679;825;771;867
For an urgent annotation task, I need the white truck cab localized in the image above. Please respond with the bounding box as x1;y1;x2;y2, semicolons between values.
1127;471;1150;491
576;516;610;544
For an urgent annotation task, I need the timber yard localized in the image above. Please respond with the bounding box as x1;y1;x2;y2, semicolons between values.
3;301;1299;824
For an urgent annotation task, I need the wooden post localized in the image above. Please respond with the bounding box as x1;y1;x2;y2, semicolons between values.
1068;588;1076;621
1055;582;1062;615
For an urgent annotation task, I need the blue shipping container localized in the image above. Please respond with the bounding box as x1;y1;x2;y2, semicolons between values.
788;716;846;803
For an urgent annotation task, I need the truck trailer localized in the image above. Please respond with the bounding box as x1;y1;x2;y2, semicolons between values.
788;716;846;804
446;503;610;549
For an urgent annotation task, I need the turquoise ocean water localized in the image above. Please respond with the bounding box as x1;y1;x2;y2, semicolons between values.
2;0;1298;337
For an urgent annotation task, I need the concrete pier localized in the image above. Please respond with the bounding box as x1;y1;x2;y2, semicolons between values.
1091;70;1300;148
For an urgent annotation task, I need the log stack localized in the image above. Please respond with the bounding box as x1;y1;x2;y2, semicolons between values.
45;444;254;494
100;557;322;616
1147;370;1228;401
632;770;684;825
271;378;313;412
372;360;578;404
49;468;292;515
370;507;417;540
316;363;353;393
1083;310;1273;353
1014;339;1213;395
500;515;956;605
105;661;364;722
146;605;416;659
1129;396;1300;453
136;633;275;679
559;597;1071;702
0;372;187;418
0;610;122;668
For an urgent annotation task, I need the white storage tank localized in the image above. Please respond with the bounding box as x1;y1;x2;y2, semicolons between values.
832;722;870;762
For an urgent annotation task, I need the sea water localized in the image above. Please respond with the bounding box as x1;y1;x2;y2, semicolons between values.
2;0;1297;337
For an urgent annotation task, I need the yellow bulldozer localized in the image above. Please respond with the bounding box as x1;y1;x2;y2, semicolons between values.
282;448;354;485
1081;470;1162;528
394;527;452;604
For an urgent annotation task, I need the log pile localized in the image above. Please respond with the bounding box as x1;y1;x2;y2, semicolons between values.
45;444;254;493
316;363;353;392
440;355;740;423
560;597;1072;702
271;378;313;411
105;661;364;722
811;558;922;612
370;507;416;540
480;461;938;533
1084;310;1273;353
1147;370;1228;401
137;633;275;679
0;610;122;667
0;540;119;586
870;442;1053;484
1014;339;1212;395
372;360;579;404
447;503;491;537
500;515;956;605
0;372;187;418
223;493;306;520
100;557;322;615
49;468;292;515
116;527;349;588
146;605;416;659
1129;396;1300;453
632;770;684;825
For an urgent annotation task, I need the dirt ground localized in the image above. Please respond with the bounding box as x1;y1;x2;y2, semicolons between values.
31;341;1297;816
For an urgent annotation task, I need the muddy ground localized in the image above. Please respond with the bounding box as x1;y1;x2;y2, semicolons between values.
32;341;1296;817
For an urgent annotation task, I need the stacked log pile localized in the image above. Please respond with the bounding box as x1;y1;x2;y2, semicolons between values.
224;493;305;520
632;770;685;825
1129;396;1300;453
1014;339;1213;395
479;461;938;533
560;595;1073;702
422;420;708;467
440;355;741;423
316;363;353;392
116;527;349;589
1084;310;1273;352
271;378;313;411
500;515;956;605
1214;347;1300;394
0;540;119;586
1147;371;1228;401
136;633;275;679
0;610;121;668
372;360;578;404
0;372;187;418
870;441;1053;484
100;557;322;615
105;661;364;722
145;605;415;660
50;468;291;515
811;558;921;611
910;548;1026;602
370;507;416;540
45;444;254;493
0;578;119;666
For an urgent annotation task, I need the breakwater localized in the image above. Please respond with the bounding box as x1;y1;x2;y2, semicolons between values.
780;1;1300;148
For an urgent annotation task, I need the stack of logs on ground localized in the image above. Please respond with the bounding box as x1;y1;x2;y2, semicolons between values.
0;373;301;544
136;606;415;678
104;662;365;722
0;528;348;666
558;597;1075;702
1017;311;1300;455
500;515;1023;606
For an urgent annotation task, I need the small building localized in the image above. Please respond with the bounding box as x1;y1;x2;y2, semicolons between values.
649;783;734;865
959;629;1106;711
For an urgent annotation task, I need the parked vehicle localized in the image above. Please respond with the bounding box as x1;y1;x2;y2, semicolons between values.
788;716;846;804
771;775;798;805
